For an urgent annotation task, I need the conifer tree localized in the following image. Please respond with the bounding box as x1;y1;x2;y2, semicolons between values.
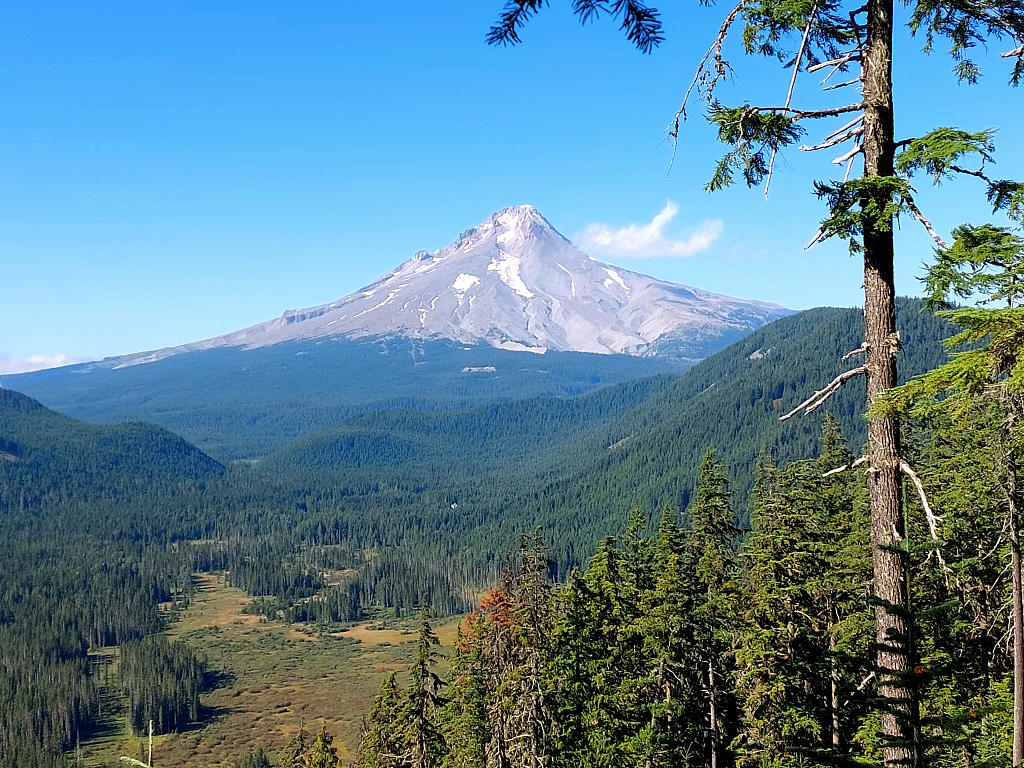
637;506;704;767
880;205;1024;765
904;408;1015;768
279;723;310;768
306;722;340;768
440;623;489;768
492;534;555;768
233;746;273;768
575;536;642;764
405;609;446;768
621;508;657;599
356;675;409;768
688;450;741;768
735;423;872;767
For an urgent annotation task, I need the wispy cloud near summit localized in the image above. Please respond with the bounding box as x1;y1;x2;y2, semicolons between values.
575;202;723;259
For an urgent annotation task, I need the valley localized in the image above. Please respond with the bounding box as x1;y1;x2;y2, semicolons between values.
77;572;460;767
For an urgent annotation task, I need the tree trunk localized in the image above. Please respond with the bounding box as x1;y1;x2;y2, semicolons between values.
709;659;718;768
861;0;915;765
645;658;667;768
831;634;841;752
1007;443;1024;768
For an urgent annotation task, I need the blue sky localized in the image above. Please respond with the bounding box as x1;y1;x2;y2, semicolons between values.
2;0;1021;371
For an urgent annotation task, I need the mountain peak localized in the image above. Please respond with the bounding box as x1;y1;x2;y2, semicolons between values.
488;204;543;226
452;205;566;253
101;207;792;365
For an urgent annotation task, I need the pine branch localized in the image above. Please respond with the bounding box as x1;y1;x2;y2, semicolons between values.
750;103;864;120
949;163;992;182
671;0;746;132
487;0;548;47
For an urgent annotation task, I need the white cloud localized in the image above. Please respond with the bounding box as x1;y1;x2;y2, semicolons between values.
575;201;723;258
0;352;85;375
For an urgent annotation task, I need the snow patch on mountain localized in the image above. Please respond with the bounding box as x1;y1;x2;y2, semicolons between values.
452;273;480;305
488;250;534;300
603;268;629;294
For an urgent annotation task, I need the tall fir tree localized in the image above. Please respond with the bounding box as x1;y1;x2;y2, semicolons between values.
405;609;446;768
688;450;742;768
356;674;410;768
306;722;340;768
881;207;1024;765
734;421;873;767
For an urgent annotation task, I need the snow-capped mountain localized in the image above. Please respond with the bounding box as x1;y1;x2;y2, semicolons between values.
118;205;790;365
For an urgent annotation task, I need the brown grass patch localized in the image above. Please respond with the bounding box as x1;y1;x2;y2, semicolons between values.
77;574;462;767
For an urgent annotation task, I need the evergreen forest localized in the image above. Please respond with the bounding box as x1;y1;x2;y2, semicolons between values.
2;292;1023;766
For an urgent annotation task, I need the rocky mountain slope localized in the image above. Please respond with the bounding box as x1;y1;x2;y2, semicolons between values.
114;205;791;366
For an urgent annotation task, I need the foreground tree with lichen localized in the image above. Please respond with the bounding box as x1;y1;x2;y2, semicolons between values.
488;2;1022;765
879;200;1024;765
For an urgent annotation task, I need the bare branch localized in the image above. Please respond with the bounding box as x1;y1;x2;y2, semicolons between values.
801;126;863;152
823;455;869;477
949;163;992;183
900;461;943;541
857;670;876;692
1003;44;1024;59
809;52;860;74
842;343;868;361
764;3;818;198
832;143;863;165
904;196;951;250
843;143;859;182
779;366;867;421
823;114;865;141
805;227;826;249
823;76;863;91
841;670;876;708
900;459;958;587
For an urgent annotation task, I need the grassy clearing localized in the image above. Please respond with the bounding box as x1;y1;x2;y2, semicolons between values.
77;573;459;767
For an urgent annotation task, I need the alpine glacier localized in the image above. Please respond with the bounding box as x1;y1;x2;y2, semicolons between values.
117;205;791;365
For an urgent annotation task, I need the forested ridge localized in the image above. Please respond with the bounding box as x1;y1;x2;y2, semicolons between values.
0;300;976;765
4;336;682;460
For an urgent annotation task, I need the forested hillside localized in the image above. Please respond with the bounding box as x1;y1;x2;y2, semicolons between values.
4;337;680;459
0;389;224;505
0;300;959;765
0;394;220;767
255;298;952;574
